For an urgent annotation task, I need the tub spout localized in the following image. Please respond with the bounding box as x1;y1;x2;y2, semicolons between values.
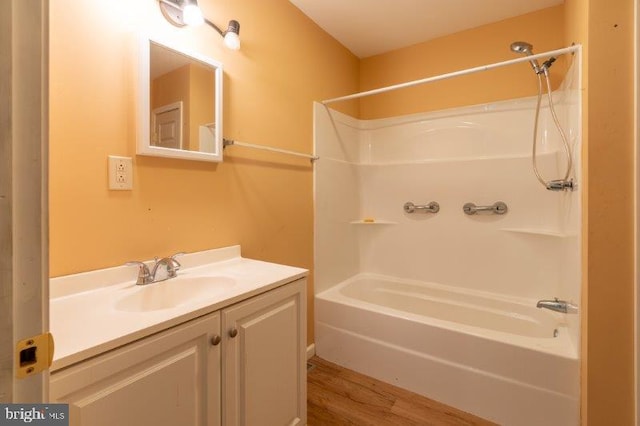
536;298;578;314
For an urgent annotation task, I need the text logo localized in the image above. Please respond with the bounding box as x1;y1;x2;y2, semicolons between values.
0;404;68;425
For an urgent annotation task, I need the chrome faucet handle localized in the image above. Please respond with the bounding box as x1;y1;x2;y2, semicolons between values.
165;257;179;278
125;261;152;285
149;258;168;281
170;252;185;270
152;254;183;280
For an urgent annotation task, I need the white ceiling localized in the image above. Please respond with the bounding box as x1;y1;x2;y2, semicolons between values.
289;0;563;58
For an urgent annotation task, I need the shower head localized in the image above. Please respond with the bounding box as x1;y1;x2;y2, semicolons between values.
510;41;541;74
510;41;534;55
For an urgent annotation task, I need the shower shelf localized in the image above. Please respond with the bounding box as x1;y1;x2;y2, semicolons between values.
500;228;572;238
350;220;397;225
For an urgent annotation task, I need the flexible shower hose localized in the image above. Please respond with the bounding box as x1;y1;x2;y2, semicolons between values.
531;70;573;188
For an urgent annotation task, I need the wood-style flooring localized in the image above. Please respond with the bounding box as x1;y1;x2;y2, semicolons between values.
307;356;496;426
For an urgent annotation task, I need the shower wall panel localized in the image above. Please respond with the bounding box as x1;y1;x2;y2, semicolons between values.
314;104;361;294
314;62;581;347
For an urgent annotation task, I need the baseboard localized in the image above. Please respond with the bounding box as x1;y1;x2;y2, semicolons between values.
307;343;316;360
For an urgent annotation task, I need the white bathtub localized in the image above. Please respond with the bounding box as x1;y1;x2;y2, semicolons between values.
315;274;579;426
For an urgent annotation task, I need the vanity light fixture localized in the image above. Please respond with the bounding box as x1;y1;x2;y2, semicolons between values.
159;0;241;51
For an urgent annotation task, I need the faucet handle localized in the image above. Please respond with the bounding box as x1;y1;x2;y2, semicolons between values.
125;260;147;269
170;252;185;269
125;261;152;285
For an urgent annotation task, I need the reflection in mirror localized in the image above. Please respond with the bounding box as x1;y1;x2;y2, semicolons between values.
138;36;223;162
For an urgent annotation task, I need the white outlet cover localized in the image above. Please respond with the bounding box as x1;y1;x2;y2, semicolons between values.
108;155;133;190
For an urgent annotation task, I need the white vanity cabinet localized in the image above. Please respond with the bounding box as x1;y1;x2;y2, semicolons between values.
50;278;307;426
50;312;222;426
222;278;307;425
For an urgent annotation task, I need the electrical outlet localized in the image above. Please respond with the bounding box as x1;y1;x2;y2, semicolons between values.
108;155;133;190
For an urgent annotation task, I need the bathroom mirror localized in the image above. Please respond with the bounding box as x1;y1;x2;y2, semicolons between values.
137;35;223;162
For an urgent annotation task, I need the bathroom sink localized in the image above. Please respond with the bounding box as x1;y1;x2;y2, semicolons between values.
115;276;236;312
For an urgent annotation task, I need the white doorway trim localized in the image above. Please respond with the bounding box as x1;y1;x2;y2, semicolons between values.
0;0;49;403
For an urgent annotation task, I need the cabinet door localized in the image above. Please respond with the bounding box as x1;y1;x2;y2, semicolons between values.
222;279;307;426
50;313;222;426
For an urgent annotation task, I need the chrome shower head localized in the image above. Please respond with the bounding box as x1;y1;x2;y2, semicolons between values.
510;41;534;55
510;41;541;73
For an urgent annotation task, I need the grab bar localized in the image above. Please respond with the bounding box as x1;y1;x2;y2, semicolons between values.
404;201;440;214
462;201;508;215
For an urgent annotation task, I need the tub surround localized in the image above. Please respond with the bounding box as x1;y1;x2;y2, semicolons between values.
50;245;307;370
315;90;581;343
314;63;581;425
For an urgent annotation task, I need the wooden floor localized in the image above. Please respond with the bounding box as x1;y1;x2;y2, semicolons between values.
307;356;496;426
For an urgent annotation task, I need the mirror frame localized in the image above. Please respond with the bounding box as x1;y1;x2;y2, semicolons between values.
137;34;223;162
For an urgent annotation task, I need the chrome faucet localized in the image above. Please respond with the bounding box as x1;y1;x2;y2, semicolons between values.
125;261;153;285
536;298;578;314
151;255;183;282
126;252;185;285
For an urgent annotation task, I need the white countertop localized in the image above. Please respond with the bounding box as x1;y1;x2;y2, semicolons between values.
50;245;308;371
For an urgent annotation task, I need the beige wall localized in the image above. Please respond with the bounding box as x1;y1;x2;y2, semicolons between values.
564;0;635;424
189;64;214;151
359;6;566;119
49;0;360;344
50;1;637;421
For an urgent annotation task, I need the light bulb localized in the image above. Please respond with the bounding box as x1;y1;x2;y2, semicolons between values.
182;4;204;26
223;32;241;50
